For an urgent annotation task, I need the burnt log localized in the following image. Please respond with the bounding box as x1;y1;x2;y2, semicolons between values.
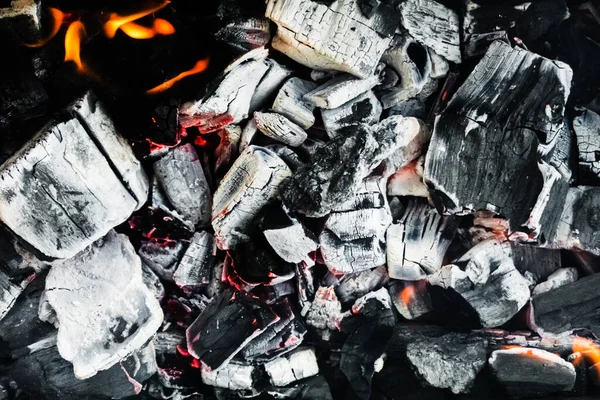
424;41;572;229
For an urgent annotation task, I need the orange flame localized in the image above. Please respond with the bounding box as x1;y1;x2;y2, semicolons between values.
573;337;600;372
104;1;170;39
26;8;66;48
64;21;86;72
118;18;175;39
153;18;176;35
146;58;210;95
400;285;415;306
500;346;560;360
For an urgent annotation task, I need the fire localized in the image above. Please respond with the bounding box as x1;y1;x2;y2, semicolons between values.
104;1;170;39
64;21;86;72
194;135;208;147
146;58;210;95
400;285;415;305
154;18;176;35
26;8;67;48
117;18;175;40
573;337;600;372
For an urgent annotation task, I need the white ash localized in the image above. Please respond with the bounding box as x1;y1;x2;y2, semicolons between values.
272;77;318;129
264;347;319;387
254;111;308;147
532;267;579;296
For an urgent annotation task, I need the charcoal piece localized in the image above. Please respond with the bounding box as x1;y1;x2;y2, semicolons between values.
306;286;342;340
179;48;270;131
215;17;272;53
546;116;573;182
340;288;395;400
254;111;308;147
148;99;179;147
321;91;382;137
265;144;305;171
172;231;215;289
389;280;432;320
212;145;291;249
555;186;600;255
429;239;530;327
386;323;450;357
0;0;40;41
406;332;487;394
230;237;295;285
573;107;600;184
568;352;587;395
281;115;423;217
239;117;258;153
201;361;259;391
387;157;428;197
153;144;211;227
424;42;572;229
272;77;318;129
265;0;394;78
214;125;242;177
320;206;391;274
138;240;185;281
0;96;148;259
44;231;163;379
399;0;461;64
304;74;380;109
186;289;278;370
262;206;318;264
249;58;294;113
141;263;165;300
335;265;388;305
264;347;319;386
532;267;578;296
529;273;600;337
514;0;569;45
0;64;47;131
509;241;562;285
387;200;456;280
267;375;333;400
489;348;576;397
428;47;449;79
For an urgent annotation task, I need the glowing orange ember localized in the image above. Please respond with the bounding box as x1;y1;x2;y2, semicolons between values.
146;58;210;95
104;0;170;39
573;337;600;372
153;18;176;35
26;8;66;48
64;21;86;72
118;18;175;39
400;285;415;305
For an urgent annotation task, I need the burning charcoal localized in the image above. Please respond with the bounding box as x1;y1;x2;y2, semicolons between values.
215;18;272;53
201;361;259;391
138;240;185;281
186;289;278;370
229;237;295;286
306;286;342;340
267;375;333;399
304;74;380;110
215;125;242;176
389;280;433;320
153;144;211;227
546;116;573;182
0;0;41;41
424;41;572;229
254;111;308;147
341;288;395;400
264;347;319;386
555;186;600;255
532;267;578;296
489;348;576;397
265;144;304;171
429;239;530;327
172;231;215;289
262;206;318;264
529;273;600;337
265;0;395;78
179;48;270;131
281;115;424;217
272;77;318;129
142;263;165;300
387;200;456;280
406;332;487;394
335;265;388;305
573;107;600;184
509;242;562;285
399;0;461;64
212;145;291;249
249;58;294;113
387;158;428;197
321;91;382;137
43;231;163;379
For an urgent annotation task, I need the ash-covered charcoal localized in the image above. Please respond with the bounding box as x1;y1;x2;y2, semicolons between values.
555;186;600;255
304;74;380;110
399;0;461;64
172;231;215;289
529;273;600;337
272;77;318;129
138;240;185;281
0;0;41;41
214;125;242;177
573;107;600;184
386;200;456;280
153;143;211;227
334;265;388;305
459;210;509;247
229;236;295;285
429;239;530;328
43;231;163;379
532;267;578;296
148;99;180;147
261;206;318;264
0;94;149;259
281;115;424;217
264;347;319;386
321;91;382;137
265;0;394;78
201;360;260;392
306;286;343;340
424;41;572;230
186;289;278;370
141;263;165;300
406;332;487;394
489;348;576;397
254;111;308;147
215;18;272;53
265;144;304;171
509;241;562;286
389;280;433;320
546;116;573;182
179;48;270;131
249;58;294;113
212;145;291;249
340;288;395;400
387;157;428;198
239;117;258;153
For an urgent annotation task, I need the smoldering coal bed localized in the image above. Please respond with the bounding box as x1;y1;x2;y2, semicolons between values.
1;0;600;399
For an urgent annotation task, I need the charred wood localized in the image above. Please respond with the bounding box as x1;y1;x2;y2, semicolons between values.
304;74;380;110
321;91;382;138
272;77;318;129
532;267;578;296
248;58;294;113
387;157;428;198
389;280;433;320
254;111;308;147
573;107;600;184
214;125;242;178
215;18;272;53
264;347;319;386
0;0;41;41
555;186;600;255
172;231;215;289
262;206;318;264
334;265;388;305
